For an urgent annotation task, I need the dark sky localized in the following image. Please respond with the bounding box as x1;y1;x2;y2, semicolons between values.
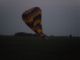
0;0;80;36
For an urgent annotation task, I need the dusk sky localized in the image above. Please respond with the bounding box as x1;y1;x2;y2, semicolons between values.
0;0;80;36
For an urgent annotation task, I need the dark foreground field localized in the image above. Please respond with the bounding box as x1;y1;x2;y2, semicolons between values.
0;35;80;60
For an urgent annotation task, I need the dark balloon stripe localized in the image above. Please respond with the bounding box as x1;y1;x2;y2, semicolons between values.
32;14;41;26
34;14;41;20
35;24;42;29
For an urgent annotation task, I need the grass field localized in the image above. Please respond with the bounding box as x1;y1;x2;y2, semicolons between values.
0;35;80;60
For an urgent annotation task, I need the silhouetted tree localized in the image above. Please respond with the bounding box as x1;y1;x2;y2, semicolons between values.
14;32;36;37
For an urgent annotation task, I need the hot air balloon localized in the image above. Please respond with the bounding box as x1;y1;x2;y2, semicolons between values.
22;7;46;38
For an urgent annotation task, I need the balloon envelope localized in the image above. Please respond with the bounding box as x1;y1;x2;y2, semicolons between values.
22;7;45;37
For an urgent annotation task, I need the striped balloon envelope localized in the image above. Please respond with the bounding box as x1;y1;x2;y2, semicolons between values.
22;7;46;38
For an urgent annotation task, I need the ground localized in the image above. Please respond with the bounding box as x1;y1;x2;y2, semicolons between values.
0;34;80;60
